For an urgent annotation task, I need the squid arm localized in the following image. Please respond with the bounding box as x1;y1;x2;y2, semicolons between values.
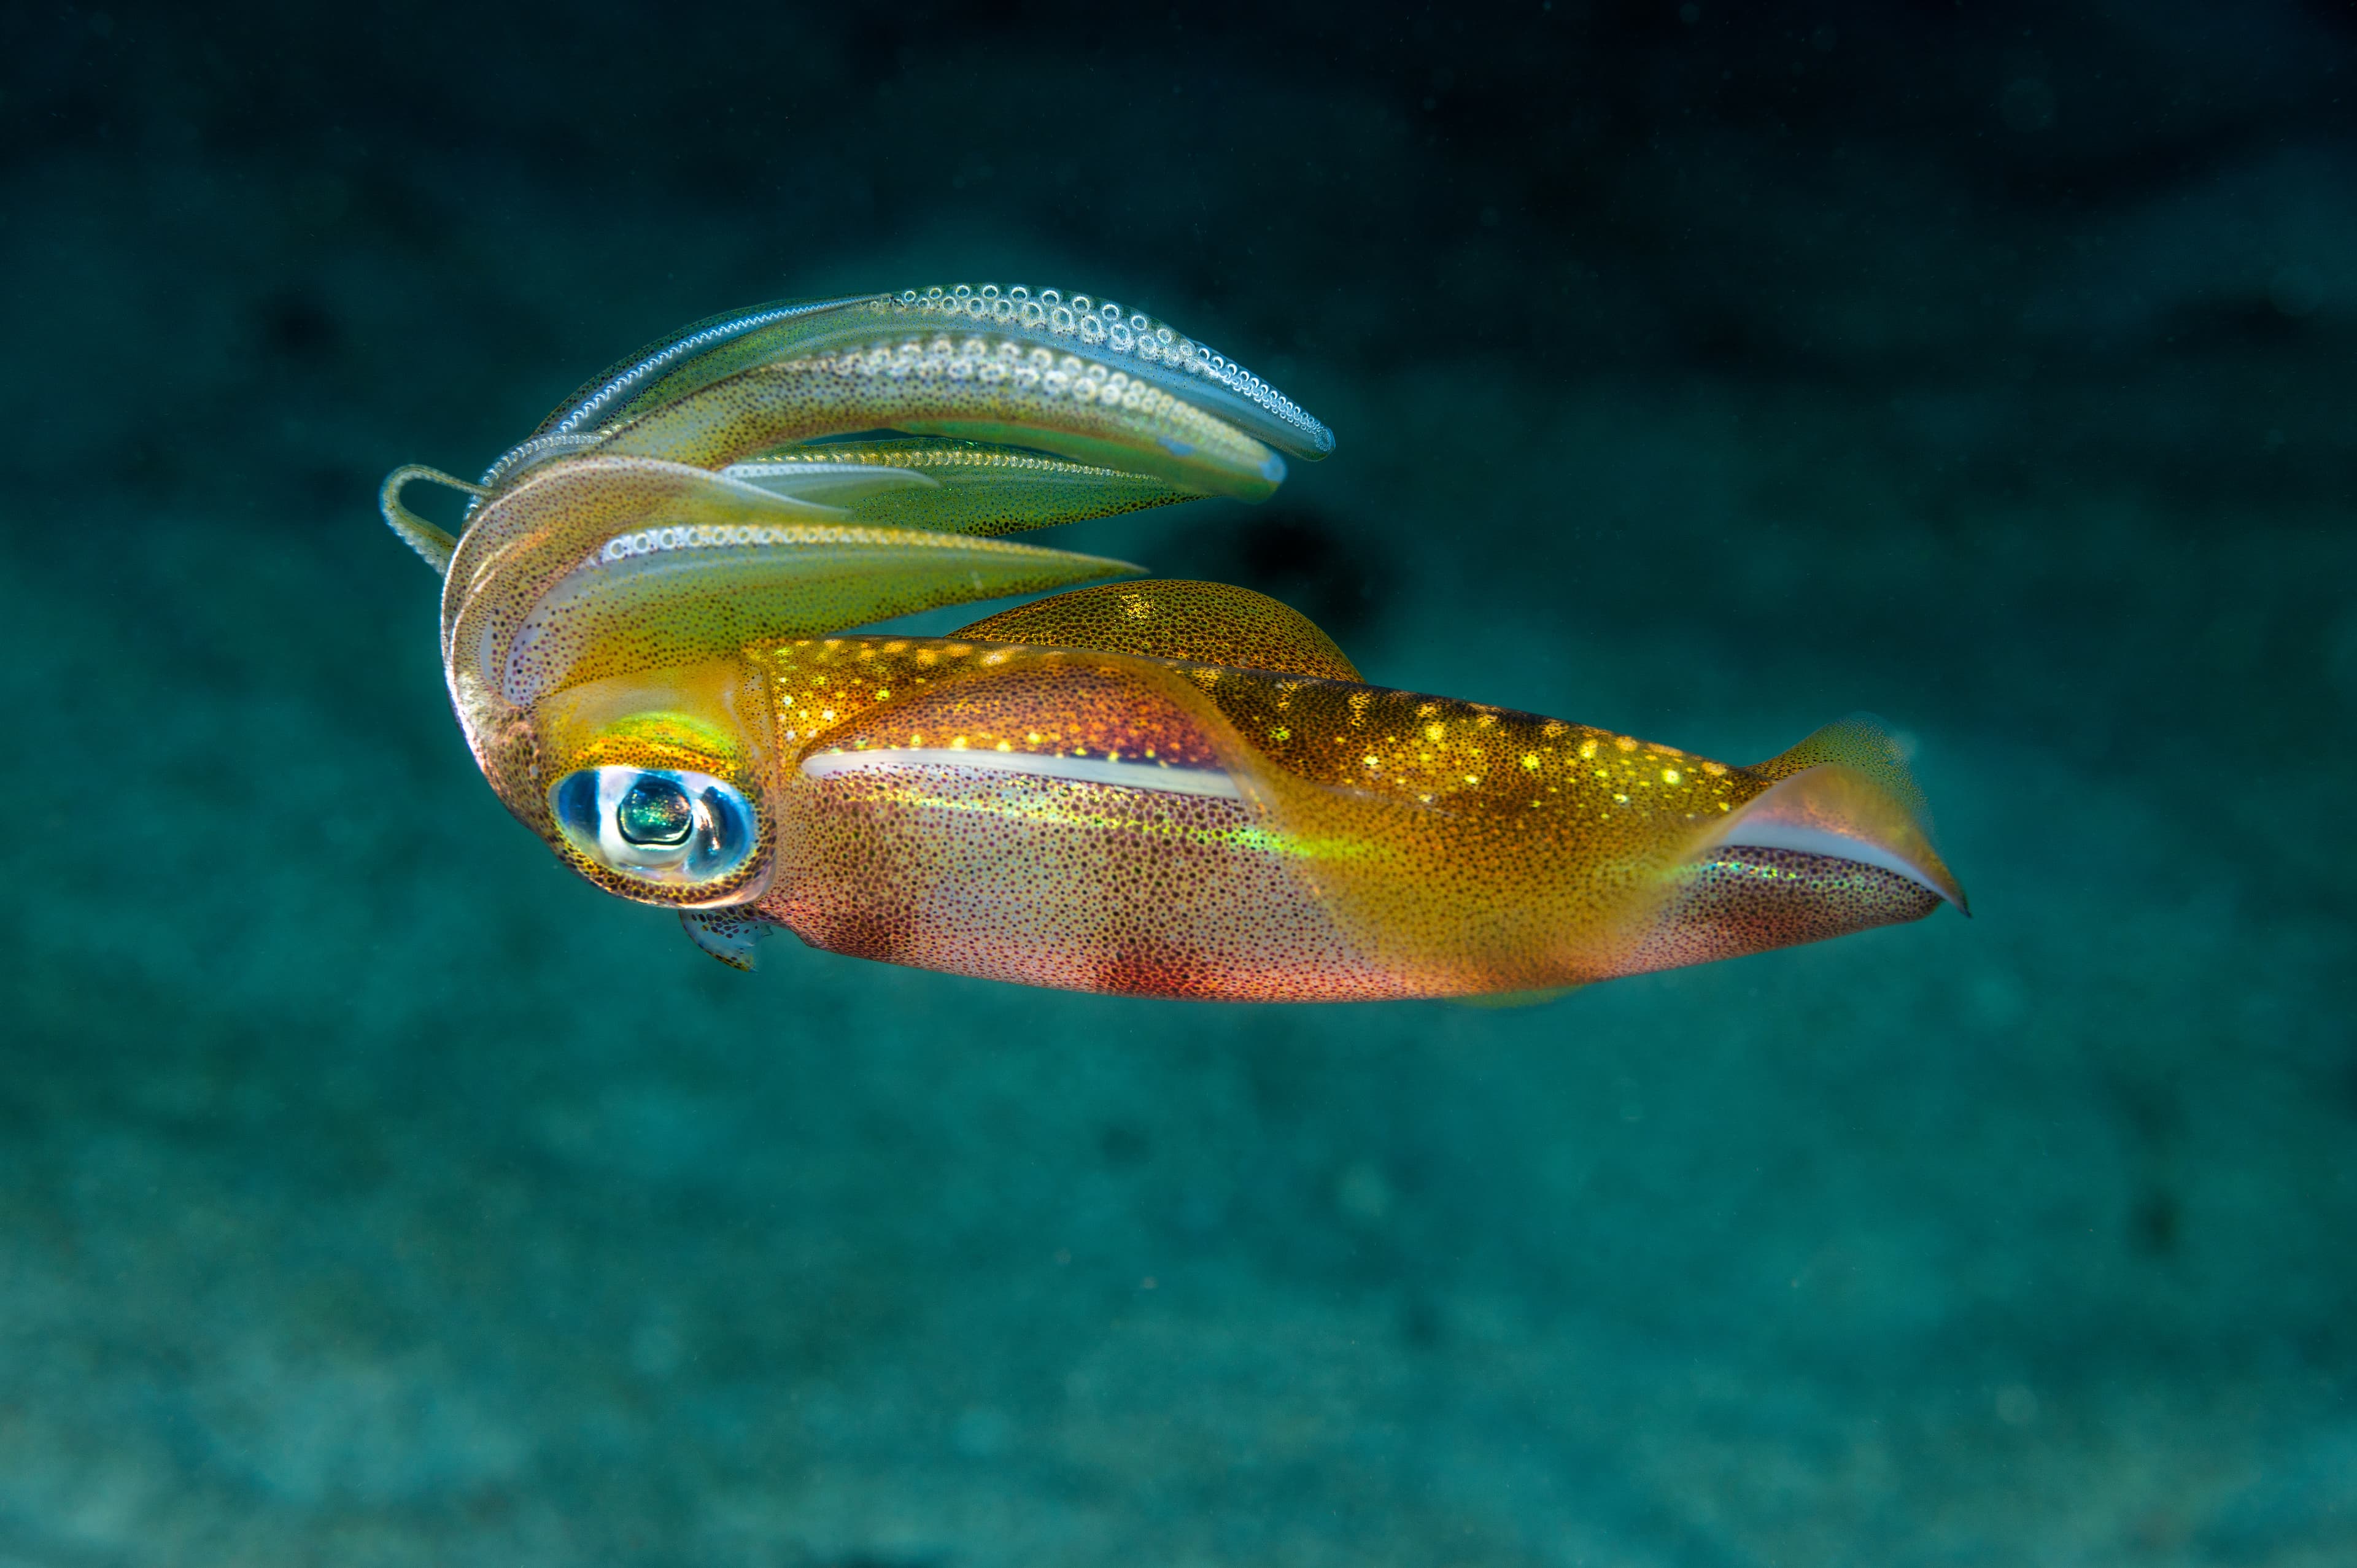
722;439;1200;537
476;285;1329;528
521;287;1332;465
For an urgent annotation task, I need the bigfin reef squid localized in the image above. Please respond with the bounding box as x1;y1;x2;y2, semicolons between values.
380;282;1966;1000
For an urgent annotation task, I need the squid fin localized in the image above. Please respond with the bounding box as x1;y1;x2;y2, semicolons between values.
378;465;479;577
954;580;1361;681
1713;716;1968;913
681;908;773;970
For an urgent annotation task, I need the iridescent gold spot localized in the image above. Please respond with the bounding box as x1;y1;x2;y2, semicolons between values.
1521;754;1540;770
1614;736;1638;752
1662;768;1682;785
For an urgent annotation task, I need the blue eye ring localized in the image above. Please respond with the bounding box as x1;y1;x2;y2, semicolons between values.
550;766;758;892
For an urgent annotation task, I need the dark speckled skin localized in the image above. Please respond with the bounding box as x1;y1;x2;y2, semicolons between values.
735;627;1956;998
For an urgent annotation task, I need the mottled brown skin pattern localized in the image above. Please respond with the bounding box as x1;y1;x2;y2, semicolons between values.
758;638;1399;997
1618;846;1943;976
1159;662;1776;992
775;771;1398;1000
744;635;1799;998
754;636;1298;994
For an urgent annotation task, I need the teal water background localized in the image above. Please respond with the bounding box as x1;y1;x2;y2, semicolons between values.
1;4;2353;1561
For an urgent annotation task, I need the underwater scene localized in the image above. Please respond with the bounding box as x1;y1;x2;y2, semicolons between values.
2;2;2353;1562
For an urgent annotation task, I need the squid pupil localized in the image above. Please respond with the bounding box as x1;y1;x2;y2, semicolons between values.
616;777;695;846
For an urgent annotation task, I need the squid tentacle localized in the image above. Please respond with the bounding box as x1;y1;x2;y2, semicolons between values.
378;465;484;577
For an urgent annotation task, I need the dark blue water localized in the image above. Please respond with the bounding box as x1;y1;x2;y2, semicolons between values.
2;3;2352;1561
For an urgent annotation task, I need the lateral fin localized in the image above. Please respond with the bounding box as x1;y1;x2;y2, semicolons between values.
1712;716;1968;913
681;908;773;970
954;580;1362;681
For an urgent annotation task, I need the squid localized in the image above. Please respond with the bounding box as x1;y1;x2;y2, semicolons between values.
380;283;1965;1000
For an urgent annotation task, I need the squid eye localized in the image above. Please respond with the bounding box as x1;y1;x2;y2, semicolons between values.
616;776;694;846
550;765;758;893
